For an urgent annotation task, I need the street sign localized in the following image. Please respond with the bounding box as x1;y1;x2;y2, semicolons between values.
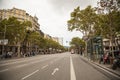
0;39;8;45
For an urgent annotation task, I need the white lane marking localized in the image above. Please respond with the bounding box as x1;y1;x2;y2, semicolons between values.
21;69;39;80
0;61;21;66
70;56;76;80
41;65;48;69
14;58;50;69
51;68;59;75
0;69;9;72
15;64;28;68
0;56;50;67
0;60;33;67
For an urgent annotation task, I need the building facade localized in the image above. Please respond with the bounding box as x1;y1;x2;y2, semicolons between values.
103;37;120;53
44;34;63;46
0;7;40;31
44;34;52;40
0;7;41;56
52;37;63;46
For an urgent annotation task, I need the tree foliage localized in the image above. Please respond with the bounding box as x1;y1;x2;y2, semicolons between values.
67;0;120;57
70;37;85;48
0;17;26;45
68;6;97;36
0;17;65;53
95;0;120;38
68;3;120;39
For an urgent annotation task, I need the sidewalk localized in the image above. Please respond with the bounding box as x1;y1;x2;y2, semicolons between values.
80;55;120;77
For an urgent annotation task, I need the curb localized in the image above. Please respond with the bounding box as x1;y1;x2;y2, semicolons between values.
93;62;120;77
80;56;120;77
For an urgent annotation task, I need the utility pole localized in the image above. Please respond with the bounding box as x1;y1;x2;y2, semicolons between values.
2;25;6;55
2;24;13;55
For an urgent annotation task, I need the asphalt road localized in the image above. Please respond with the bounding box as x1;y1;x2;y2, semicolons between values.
0;52;119;80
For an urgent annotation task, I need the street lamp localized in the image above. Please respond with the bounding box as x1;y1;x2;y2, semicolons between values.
0;32;4;55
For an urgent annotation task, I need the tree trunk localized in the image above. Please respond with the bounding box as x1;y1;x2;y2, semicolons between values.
110;36;114;64
17;42;21;57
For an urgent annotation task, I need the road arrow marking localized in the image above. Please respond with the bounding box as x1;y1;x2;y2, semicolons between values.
70;56;76;80
52;68;59;75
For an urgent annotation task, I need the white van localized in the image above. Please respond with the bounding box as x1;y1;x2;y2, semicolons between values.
71;49;74;54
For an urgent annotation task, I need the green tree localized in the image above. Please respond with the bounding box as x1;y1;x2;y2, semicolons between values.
23;30;42;53
68;6;97;37
38;36;47;49
0;17;26;44
43;38;65;53
0;17;34;56
70;37;85;54
97;11;120;37
96;0;120;57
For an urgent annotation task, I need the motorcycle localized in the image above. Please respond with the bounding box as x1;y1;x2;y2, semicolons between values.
112;56;120;70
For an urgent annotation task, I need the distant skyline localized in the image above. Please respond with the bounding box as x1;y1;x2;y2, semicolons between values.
0;0;97;46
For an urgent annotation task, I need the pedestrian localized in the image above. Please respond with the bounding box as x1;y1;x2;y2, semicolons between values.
20;51;23;57
109;55;113;64
103;53;108;64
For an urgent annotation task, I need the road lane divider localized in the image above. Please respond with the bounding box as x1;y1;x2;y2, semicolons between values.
13;58;52;69
0;56;53;67
21;69;39;80
41;65;48;69
0;69;9;72
15;64;28;68
70;56;76;80
51;68;59;75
